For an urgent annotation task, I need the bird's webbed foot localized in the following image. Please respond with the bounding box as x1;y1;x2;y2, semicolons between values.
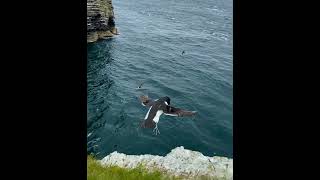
153;124;160;135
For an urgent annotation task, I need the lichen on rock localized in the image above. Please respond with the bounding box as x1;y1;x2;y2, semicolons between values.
99;146;233;180
87;0;119;43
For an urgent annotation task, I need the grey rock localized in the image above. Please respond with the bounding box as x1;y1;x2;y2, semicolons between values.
87;0;118;43
100;146;233;180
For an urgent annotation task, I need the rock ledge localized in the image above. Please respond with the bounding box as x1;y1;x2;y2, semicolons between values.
100;146;233;180
87;0;118;43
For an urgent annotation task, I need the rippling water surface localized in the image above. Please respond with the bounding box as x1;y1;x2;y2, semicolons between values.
87;0;233;158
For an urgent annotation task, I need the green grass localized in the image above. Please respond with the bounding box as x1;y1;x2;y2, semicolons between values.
87;156;226;180
87;156;180;180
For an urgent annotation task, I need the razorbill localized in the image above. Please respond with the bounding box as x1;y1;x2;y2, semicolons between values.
139;95;197;135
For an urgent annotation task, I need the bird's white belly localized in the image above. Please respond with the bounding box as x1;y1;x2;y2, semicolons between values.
153;110;163;123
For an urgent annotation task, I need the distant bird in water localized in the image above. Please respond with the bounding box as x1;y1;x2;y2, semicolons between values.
181;50;185;55
139;95;197;135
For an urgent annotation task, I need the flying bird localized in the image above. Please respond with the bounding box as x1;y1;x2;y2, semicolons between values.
138;82;144;89
135;81;146;90
139;95;197;135
182;50;185;55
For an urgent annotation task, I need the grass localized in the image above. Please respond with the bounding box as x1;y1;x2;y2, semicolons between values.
87;156;180;180
87;156;227;180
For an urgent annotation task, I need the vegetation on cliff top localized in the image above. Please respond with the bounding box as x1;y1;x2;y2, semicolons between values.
88;156;225;180
88;156;179;180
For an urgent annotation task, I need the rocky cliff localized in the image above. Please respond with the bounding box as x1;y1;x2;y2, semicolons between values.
99;146;233;180
87;0;118;43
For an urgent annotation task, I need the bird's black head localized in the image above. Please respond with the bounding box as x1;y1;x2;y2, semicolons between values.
161;96;170;105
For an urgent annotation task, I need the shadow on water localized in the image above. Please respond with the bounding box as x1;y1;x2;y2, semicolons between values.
87;39;115;155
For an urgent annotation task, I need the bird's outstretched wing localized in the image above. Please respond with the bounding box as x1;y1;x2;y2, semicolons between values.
164;106;197;117
139;95;156;107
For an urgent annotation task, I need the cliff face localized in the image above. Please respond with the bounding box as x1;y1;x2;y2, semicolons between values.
87;0;118;43
100;146;233;180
